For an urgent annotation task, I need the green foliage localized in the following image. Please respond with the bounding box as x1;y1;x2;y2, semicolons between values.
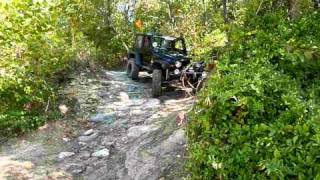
0;0;134;136
0;0;97;136
187;2;320;179
133;0;227;61
0;0;136;136
1;4;319;180
0;1;65;135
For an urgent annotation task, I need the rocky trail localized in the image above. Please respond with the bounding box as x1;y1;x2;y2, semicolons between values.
0;69;194;180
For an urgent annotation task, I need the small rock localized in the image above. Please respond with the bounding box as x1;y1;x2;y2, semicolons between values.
47;171;71;179
131;118;144;124
22;161;34;169
113;101;129;106
92;148;109;157
127;84;139;92
116;111;128;118
69;81;77;86
167;129;186;145
119;92;130;101
150;113;160;119
58;152;75;160
97;92;109;98
130;109;143;116
83;129;94;136
144;99;161;109
101;136;115;147
89;113;116;123
86;166;94;173
130;99;145;106
127;125;159;138
78;133;98;142
121;137;128;144
101;80;110;85
59;104;69;114
17;144;45;161
38;124;48;130
115;105;130;111
79;151;91;160
66;163;85;174
62;137;70;142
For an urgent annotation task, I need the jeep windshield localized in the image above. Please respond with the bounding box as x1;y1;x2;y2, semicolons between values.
154;36;187;55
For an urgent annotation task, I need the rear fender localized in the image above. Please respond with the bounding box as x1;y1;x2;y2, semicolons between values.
128;52;143;67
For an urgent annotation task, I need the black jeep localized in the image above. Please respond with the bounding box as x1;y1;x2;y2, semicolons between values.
126;33;205;97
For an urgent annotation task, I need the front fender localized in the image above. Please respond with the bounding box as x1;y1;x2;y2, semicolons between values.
153;60;171;70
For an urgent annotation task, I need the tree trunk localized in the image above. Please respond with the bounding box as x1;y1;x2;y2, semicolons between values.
70;17;76;49
222;0;228;23
314;0;320;9
167;0;176;27
288;0;300;20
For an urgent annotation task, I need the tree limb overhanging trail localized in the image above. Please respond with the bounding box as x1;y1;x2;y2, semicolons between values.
0;70;192;179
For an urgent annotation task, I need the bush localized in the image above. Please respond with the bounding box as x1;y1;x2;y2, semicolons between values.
0;1;76;136
187;11;320;179
0;0;129;136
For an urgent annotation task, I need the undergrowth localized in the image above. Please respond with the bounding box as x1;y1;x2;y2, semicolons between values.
187;7;320;179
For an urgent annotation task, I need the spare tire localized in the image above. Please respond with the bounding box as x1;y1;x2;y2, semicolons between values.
152;69;162;97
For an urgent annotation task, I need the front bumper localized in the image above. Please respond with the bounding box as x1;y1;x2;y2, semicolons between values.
166;68;206;80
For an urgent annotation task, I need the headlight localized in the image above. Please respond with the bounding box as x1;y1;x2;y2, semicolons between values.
175;61;182;68
195;63;201;68
174;69;180;75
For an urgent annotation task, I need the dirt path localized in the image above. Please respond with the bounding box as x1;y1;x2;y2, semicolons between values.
0;69;194;180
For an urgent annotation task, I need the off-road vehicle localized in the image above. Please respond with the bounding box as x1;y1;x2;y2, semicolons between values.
126;33;205;97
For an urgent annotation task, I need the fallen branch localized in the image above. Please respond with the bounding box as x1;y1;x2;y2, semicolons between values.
256;0;264;15
45;99;50;113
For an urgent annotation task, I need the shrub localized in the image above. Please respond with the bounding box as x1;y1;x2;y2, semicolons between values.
187;11;320;179
0;1;75;136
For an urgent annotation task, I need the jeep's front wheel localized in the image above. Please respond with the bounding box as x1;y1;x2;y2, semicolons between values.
152;69;162;97
126;58;139;80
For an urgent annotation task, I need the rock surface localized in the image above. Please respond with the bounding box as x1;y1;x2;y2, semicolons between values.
83;129;94;136
58;152;75;160
92;149;109;157
0;70;194;180
78;132;98;142
89;112;116;123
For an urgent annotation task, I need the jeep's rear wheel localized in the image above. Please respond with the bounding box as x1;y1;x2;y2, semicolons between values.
126;61;132;77
152;69;162;97
126;58;139;80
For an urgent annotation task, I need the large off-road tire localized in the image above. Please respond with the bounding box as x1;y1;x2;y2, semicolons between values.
152;69;162;97
126;58;139;80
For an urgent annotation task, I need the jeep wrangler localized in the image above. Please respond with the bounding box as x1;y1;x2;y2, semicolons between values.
126;33;204;97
